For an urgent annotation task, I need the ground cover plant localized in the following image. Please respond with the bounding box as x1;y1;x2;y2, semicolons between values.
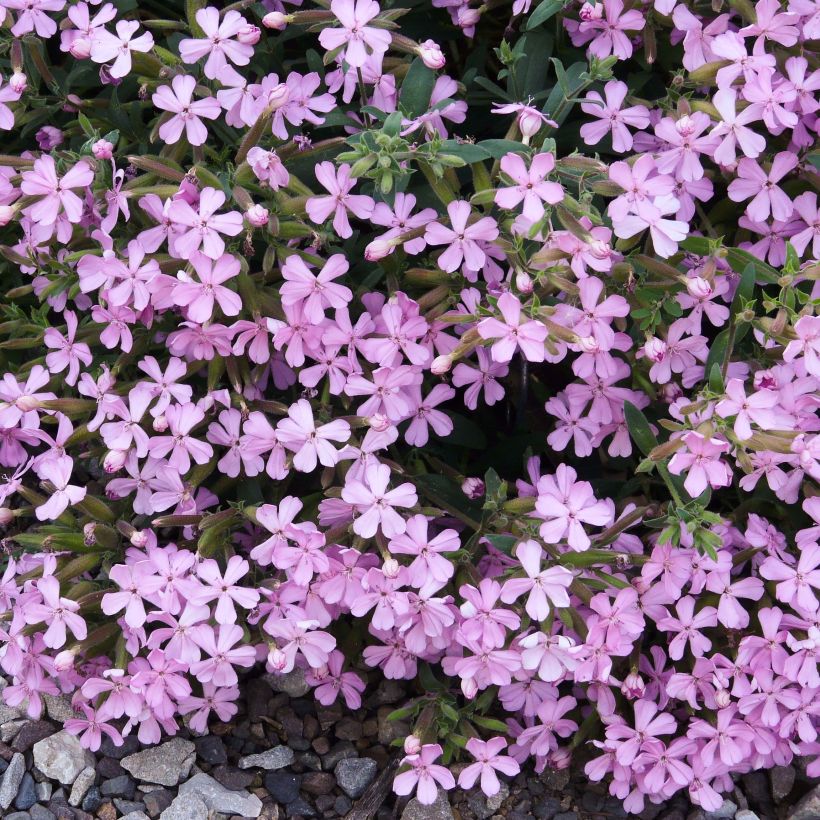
0;0;816;812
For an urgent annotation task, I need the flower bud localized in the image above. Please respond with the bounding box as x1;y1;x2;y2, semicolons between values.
461;477;485;499
103;449;128;473
130;529;149;548
686;276;713;299
92;139;114;160
382;558;401;578
515;271;533;294
364;238;395;261
266;82;290;111
69;37;92;59
54;649;77;672
715;687;732;708
403;735;422;755
417;39;446;69
36;126;63;150
9;72;27;94
620;672;646;700
246;204;270;227
642;336;667;363
0;508;13;526
457;6;481;28
547;747;572;770
262;11;290;29
577;335;600;354
152;414;168;433
367;413;391;432
0;206;16;227
267;648;288;672
83;522;97;547
431;354;452;375
237;24;261;45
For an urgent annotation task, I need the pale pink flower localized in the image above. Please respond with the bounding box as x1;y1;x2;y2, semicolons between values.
153;75;222;147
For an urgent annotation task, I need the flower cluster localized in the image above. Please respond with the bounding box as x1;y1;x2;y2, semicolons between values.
0;0;815;814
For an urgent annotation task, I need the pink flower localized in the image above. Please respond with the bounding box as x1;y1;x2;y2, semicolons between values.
342;462;418;538
189;556;260;624
148;402;213;474
280;253;352;324
710;89;766;166
44;311;93;387
153;75;222;147
580;81;650;153
393;743;455;806
715;378;779;440
318;0;391;68
500;540;573;621
658;596;718;660
306;162;375;239
728;152;798;222
24;575;86;648
190;624;257;686
576;0;645;61
458;737;520;796
387;514;459;595
760;544;820;613
266;618;336;671
477;292;547;364
306;649;366;709
173;251;242;323
90;20;154;78
21;156;94;226
668;431;732;498
179;8;254;79
425;200;499;273
5;0;65;38
495;153;563;222
101;562;164;629
452;347;508;409
535;464;614;551
276;398;350;472
65;703;123;752
167;186;244;259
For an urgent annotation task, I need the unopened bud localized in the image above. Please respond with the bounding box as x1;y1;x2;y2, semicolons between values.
642;336;667;363
266;82;290;111
515;271;533;294
403;735;422;755
367;413;391;432
246;204;270;227
92;139;114;160
431;354;452;375
577;335;600;354
461;477;485;499
715;687;732;708
0;205;16;227
152;414;168;433
9;72;27;94
0;508;13;526
620;671;646;700
54;649;77;672
237;24;261;45
686;276;713;299
103;449;128;473
262;11;290;29
417;39;446;69
268;647;288;672
382;558;401;578
130;529;149;548
69;37;92;60
364;238;395;261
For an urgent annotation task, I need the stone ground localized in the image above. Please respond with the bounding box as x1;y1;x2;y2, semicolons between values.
0;671;815;820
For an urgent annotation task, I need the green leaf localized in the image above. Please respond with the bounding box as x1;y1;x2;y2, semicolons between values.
472;716;510;733
623;401;658;458
383;111;404;137
703;328;729;383
400;58;437;119
438;140;491;163
526;0;565;29
441;411;488;448
413;474;483;529
477;139;526;159
484;534;518;554
419;662;446;692
708;363;725;394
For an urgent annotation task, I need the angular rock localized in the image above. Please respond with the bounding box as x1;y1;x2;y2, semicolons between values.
30;806;57;820
159;794;209;820
284;796;316;818
705;801;737;820
13;721;56;753
42;695;77;725
101;774;136;799
179;772;263;817
68;767;95;807
787;784;820;820
14;772;38;810
735;813;760;820
300;772;335;796
120;813;150;820
771;766;795;802
401;791;454;820
265;668;310;698
239;746;295;771
143;788;173;817
264;771;301;804
121;739;196;787
467;781;509;820
335;757;377;799
33;731;94;785
0;720;26;743
211;764;255;791
193;736;226;766
0;751;24;809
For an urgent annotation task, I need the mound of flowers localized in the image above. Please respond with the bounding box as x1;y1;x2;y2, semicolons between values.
0;0;816;813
